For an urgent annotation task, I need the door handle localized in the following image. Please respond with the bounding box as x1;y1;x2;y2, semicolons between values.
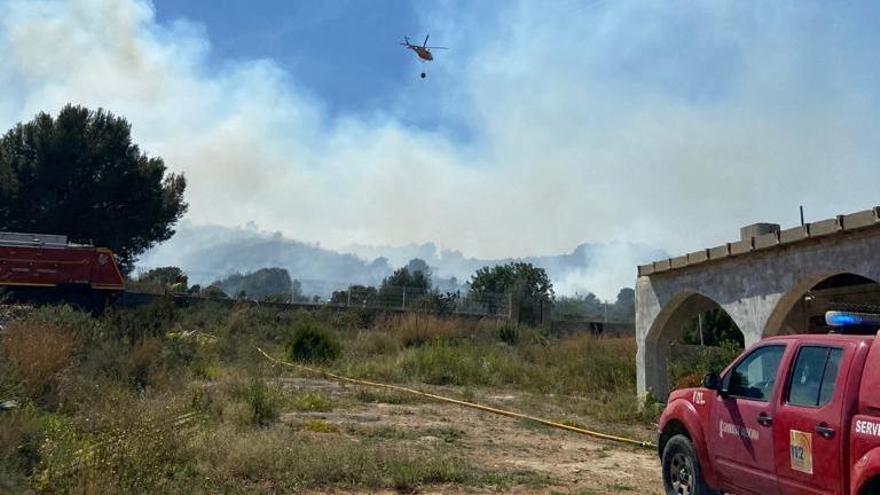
816;424;836;439
757;413;773;427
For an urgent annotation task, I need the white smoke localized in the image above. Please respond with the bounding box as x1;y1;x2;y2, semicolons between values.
2;0;879;298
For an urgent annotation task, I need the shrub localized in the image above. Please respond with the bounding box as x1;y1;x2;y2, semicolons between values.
34;401;200;493
667;341;742;391
286;322;341;363
497;324;520;345
17;305;101;344
300;419;341;433
229;378;281;427
291;392;334;412
77;337;131;384
336;308;377;330
0;322;76;402
0;408;42;489
129;338;162;391
385;314;496;347
348;330;401;357
106;297;178;341
400;341;523;387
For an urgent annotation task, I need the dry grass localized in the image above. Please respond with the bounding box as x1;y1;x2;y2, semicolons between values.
190;424;479;492
380;313;501;347
0;322;76;401
0;409;42;491
0;303;672;493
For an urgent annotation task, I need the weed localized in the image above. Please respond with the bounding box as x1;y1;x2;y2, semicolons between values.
355;389;421;405
106;297;178;341
286;321;341;363
0;322;76;403
498;324;521;345
300;419;341;433
424;426;464;443
667;341;741;390
129;338;162;391
34;400;200;494
384;313;498;347
558;419;586;429
229;377;281;427
0;303;687;493
291;392;334;412
191;425;490;491
0;407;42;490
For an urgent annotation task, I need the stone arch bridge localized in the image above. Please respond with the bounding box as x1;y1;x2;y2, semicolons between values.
636;207;880;399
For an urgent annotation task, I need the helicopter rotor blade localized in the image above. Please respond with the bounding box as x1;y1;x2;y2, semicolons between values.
425;46;448;50
423;34;429;47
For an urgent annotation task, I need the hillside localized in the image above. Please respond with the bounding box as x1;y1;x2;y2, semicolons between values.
137;222;667;299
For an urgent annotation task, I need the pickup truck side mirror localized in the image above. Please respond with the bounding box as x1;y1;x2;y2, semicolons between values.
702;371;722;392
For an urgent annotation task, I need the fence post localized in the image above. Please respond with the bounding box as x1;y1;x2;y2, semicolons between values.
402;287;407;310
507;292;522;323
542;299;552;331
347;289;351;307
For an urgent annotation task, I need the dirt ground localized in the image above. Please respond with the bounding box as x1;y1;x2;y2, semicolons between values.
277;377;664;494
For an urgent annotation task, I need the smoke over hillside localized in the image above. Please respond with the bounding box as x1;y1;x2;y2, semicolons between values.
3;0;880;287
138;222;666;299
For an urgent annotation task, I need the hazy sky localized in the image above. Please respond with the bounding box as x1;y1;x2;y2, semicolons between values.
2;0;880;263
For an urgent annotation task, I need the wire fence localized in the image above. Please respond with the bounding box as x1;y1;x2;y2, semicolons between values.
326;285;512;317
128;281;513;318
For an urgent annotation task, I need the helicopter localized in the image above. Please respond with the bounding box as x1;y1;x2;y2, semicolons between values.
400;35;447;78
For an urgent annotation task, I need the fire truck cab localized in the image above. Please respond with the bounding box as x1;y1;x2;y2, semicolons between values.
658;312;880;495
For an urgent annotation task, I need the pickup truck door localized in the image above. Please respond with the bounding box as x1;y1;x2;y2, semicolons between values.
773;343;852;495
707;344;788;495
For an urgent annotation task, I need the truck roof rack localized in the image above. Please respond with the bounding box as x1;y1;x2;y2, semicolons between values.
0;231;69;247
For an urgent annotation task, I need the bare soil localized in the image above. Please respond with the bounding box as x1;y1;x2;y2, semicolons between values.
277;377;664;494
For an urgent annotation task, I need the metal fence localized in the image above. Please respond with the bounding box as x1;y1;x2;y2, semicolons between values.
128;280;512;318
325;285;511;317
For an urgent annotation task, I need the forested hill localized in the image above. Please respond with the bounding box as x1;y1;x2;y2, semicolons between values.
138;222;667;299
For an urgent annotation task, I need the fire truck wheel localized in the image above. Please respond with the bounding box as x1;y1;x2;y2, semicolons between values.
661;434;717;495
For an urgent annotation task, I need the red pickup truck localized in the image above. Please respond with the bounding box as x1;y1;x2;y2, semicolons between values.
657;312;880;495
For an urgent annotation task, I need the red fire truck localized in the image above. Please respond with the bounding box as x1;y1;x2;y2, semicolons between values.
0;231;125;310
658;311;880;495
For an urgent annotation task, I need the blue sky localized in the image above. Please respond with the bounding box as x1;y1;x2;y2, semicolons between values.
3;0;880;295
152;0;420;117
150;0;484;137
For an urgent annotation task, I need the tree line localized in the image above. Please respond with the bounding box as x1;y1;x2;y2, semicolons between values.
0;105;636;325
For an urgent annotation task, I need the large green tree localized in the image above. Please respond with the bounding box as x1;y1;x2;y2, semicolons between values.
217;267;295;301
137;266;188;292
469;262;553;324
0;105;187;273
469;262;554;301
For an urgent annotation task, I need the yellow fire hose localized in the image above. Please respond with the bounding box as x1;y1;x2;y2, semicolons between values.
255;347;656;450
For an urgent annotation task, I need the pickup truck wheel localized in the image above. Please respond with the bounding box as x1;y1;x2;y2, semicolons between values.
662;434;716;495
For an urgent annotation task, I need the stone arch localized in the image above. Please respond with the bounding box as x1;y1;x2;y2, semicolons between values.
764;271;880;336
643;290;745;399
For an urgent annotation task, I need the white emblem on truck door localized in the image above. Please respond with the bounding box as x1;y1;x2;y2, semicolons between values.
719;420;759;440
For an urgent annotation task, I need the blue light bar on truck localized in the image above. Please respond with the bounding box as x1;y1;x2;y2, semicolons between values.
825;311;880;328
